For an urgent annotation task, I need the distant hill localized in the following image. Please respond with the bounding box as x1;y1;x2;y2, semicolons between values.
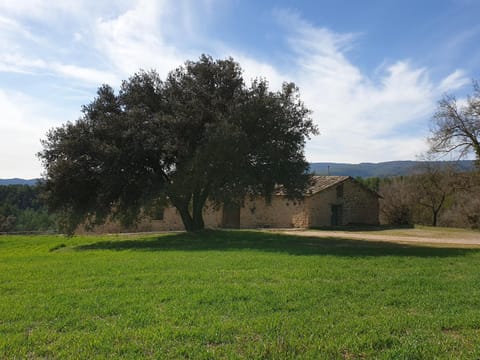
309;160;476;178
0;178;39;186
0;160;477;185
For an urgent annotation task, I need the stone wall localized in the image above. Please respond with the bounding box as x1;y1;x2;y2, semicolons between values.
239;196;307;228
305;179;379;227
80;178;379;233
148;201;223;231
342;180;379;225
146;196;310;231
306;188;337;227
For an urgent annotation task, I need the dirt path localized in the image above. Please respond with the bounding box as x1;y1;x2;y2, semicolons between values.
270;229;480;247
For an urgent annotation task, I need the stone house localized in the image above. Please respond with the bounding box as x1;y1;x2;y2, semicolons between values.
136;175;380;231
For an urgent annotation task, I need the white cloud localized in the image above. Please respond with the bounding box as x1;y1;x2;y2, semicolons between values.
275;13;469;162
51;63;119;86
0;53;47;73
0;0;71;17
73;32;83;42
0;14;42;46
229;54;286;90
0;89;72;178
0;53;117;86
93;0;213;78
0;1;472;177
0;1;128;22
438;69;469;93
0;9;115;85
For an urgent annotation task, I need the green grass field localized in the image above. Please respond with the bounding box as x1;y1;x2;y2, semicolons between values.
1;230;480;359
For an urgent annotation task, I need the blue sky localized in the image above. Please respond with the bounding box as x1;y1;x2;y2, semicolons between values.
1;0;479;178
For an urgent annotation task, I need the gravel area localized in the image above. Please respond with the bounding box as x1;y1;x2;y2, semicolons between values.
269;229;480;247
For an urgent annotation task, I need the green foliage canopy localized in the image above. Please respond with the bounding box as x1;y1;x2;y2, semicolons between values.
39;55;317;233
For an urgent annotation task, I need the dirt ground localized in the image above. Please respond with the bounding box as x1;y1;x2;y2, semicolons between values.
269;228;480;248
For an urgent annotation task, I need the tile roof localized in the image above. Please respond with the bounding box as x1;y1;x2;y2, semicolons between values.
305;175;350;195
274;175;351;196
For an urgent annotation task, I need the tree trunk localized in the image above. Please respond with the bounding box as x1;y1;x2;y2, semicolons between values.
192;206;205;231
432;210;438;227
191;189;208;231
169;190;208;232
472;138;480;162
432;194;446;227
168;194;195;232
192;204;205;231
177;205;195;232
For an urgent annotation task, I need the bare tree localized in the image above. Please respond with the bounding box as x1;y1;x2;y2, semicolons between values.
380;160;479;228
379;177;414;225
410;163;465;227
429;81;480;164
443;171;480;229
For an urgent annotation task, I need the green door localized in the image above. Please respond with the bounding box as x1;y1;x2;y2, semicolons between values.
222;202;240;228
331;204;343;226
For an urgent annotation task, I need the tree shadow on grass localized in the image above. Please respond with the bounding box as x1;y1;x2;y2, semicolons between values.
73;230;478;258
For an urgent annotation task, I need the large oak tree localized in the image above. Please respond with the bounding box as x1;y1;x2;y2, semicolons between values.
39;55;317;233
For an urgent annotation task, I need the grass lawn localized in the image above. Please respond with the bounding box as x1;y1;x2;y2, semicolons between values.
1;230;480;359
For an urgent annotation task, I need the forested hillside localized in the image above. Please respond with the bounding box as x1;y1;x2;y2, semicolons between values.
0;185;55;232
310;160;475;177
0;178;39;186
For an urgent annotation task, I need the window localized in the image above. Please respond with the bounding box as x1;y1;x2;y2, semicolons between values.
336;184;344;199
149;200;165;220
151;206;164;220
